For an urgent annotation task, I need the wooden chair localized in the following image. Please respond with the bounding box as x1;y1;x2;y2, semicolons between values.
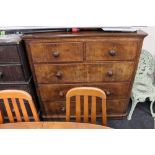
66;87;107;126
0;90;39;124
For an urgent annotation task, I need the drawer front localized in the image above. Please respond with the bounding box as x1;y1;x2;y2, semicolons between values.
34;63;86;83
29;42;83;62
38;83;130;101
41;99;129;118
86;40;138;61
0;80;35;93
0;65;25;82
87;62;134;82
34;62;134;83
0;45;20;63
0;84;30;92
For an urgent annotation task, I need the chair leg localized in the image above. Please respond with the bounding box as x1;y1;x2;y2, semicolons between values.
127;100;138;120
150;101;155;129
150;100;155;117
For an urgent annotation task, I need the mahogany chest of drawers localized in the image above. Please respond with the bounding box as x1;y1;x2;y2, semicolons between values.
23;30;147;120
0;35;39;120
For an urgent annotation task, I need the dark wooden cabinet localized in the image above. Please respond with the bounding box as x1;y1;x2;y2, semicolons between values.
0;35;39;120
23;30;147;120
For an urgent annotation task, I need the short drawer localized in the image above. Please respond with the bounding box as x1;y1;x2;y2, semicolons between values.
0;45;20;63
34;63;86;83
41;99;129;118
87;62;135;82
34;62;134;83
0;65;26;82
29;42;83;62
38;83;131;101
86;40;138;61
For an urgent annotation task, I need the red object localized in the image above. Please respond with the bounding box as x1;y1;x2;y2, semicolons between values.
72;28;79;32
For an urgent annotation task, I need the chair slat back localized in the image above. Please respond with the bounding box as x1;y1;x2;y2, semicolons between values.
19;98;29;122
11;98;22;122
91;96;96;124
84;95;88;123
0;90;39;123
76;95;81;122
66;87;107;125
0;109;3;124
3;98;14;123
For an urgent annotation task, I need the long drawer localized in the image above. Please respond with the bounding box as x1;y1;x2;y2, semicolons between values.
34;62;135;83
86;40;138;61
38;83;130;101
29;42;84;63
41;99;129;118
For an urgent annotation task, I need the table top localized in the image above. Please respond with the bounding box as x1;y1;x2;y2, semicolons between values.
0;122;111;129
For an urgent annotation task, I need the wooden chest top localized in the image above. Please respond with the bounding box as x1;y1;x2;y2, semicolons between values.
23;30;147;39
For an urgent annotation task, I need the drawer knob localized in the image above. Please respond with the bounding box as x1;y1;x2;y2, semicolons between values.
59;91;64;97
0;72;3;79
56;71;62;78
106;90;111;96
107;70;113;76
52;51;60;57
109;50;116;56
60;106;65;112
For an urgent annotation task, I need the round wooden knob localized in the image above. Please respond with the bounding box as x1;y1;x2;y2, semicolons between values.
106;90;111;96
107;70;113;76
109;50;116;56
52;51;60;57
60;106;65;112
59;91;64;97
56;71;62;78
0;72;3;79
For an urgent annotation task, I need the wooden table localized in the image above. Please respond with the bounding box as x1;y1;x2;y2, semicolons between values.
0;122;111;129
